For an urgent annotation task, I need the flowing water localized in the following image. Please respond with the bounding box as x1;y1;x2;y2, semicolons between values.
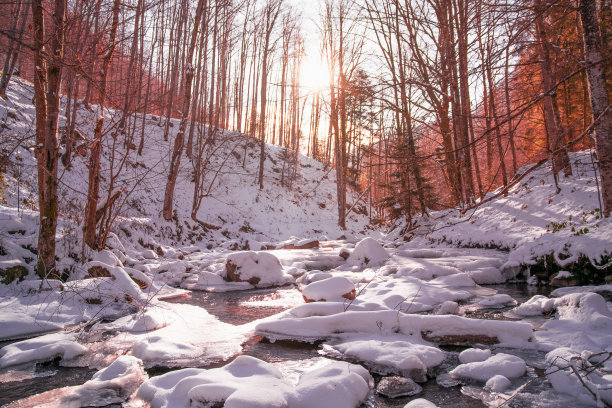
0;257;561;407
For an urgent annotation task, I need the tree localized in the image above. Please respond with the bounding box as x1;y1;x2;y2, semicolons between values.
257;0;284;189
83;0;121;250
30;0;66;278
163;0;208;221
579;0;612;216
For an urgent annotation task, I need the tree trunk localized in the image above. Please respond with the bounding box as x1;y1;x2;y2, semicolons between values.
163;0;207;221
31;0;64;278
83;0;121;250
534;0;572;177
580;0;612;216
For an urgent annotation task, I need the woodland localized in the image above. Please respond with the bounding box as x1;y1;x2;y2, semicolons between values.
0;0;611;407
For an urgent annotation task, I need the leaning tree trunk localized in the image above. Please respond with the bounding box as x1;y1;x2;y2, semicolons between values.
580;0;612;217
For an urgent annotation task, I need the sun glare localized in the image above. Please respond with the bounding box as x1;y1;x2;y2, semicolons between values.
300;56;330;91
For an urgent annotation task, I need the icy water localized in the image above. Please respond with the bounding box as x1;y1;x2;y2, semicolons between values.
0;262;568;407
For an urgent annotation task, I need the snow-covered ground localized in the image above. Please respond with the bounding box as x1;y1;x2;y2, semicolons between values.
1;78;611;407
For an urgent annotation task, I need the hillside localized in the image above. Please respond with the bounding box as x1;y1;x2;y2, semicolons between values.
0;77;370;277
391;151;612;284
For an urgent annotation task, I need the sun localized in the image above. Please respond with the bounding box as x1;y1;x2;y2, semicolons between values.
300;56;331;91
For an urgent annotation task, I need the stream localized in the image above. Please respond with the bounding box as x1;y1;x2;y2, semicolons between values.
0;249;569;408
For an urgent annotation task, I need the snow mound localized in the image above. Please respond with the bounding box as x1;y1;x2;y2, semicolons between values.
347;238;389;267
302;276;355;302
449;353;526;382
225;251;294;286
62;355;146;406
404;399;439;408
535;292;612;352
458;348;491;364
512;295;555;316
137;355;372;408
0;332;86;368
477;294;516;308
325;334;445;381
485;374;511;392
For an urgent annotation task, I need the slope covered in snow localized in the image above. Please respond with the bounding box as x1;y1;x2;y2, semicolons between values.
391;152;612;283
0;77;370;277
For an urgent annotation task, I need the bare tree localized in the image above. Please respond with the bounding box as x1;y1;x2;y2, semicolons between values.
579;0;612;216
163;0;208;221
31;0;65;278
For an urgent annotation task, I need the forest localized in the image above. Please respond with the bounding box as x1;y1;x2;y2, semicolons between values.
0;0;611;407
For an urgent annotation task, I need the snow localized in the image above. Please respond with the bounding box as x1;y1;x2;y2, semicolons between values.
0;77;611;408
512;295;555;316
534;292;612;353
324;334;445;381
61;355;146;406
404;399;439;408
458;348;491;364
545;347;612;406
484;374;511;392
477;293;516;308
256;309;534;347
347;237;390;267
449;353;526;382
0;332;86;368
137;355;372;408
301;276;355;302
225;251;294;287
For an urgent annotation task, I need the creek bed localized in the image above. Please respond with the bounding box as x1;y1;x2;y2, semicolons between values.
1;281;560;407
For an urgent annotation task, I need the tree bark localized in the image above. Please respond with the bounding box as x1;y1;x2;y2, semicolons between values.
83;0;121;249
580;0;612;216
163;0;207;221
31;0;64;278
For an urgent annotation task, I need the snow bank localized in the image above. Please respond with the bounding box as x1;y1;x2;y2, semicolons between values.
545;347;612;406
256;309;534;347
535;292;612;353
137;355;372;408
449;353;526;382
0;332;85;368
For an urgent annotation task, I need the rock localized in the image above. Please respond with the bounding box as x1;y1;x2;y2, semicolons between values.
339;248;351;260
93;249;123;267
0;261;28;284
225;251;286;286
422;332;498;346
87;265;112;279
436;373;460;388
404;399;439;408
376;376;423;398
282;239;320;250
485;375;511;392
301;276;356;302
551;271;578;287
606;275;612;284
347;237;390;267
